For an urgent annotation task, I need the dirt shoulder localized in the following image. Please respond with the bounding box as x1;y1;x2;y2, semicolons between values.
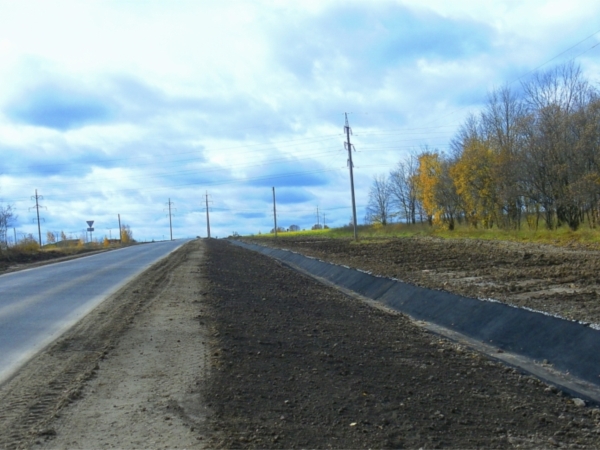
0;240;209;449
243;236;600;326
203;239;600;449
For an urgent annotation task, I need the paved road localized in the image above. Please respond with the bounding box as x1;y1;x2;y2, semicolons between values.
0;239;191;384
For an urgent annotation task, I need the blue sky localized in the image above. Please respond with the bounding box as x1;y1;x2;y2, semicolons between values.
1;0;600;241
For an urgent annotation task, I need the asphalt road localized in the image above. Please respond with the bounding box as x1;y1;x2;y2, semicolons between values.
0;239;191;384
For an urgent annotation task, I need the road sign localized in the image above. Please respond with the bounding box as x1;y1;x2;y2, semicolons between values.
86;220;94;227
87;227;94;232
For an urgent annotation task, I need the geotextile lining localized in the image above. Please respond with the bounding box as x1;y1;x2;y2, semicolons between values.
231;240;600;389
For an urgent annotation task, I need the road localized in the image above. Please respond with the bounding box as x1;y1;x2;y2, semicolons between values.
0;239;191;384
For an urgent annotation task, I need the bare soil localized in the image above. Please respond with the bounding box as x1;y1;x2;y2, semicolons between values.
243;236;600;326
3;238;600;448
203;239;600;448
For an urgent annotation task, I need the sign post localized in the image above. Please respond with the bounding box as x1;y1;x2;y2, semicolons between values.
86;220;95;243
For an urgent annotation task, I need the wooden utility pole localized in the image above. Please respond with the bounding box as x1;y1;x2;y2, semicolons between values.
165;199;175;240
205;192;211;238
30;189;44;246
345;113;358;240
272;187;278;238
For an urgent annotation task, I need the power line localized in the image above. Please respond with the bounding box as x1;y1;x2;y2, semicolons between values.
505;27;600;87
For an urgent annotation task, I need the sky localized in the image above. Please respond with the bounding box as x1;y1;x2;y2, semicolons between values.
1;0;600;242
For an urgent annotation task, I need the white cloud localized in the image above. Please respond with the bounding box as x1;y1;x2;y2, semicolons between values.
1;0;600;240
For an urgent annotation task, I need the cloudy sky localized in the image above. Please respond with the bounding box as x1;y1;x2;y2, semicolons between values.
1;0;599;242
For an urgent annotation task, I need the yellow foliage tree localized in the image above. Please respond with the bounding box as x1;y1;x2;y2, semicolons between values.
415;152;442;225
120;224;133;244
450;140;498;228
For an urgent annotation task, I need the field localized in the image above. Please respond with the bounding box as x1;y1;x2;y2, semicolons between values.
247;225;600;325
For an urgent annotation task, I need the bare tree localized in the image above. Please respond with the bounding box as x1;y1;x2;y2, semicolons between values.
389;152;419;224
366;174;392;226
521;62;594;230
0;204;16;248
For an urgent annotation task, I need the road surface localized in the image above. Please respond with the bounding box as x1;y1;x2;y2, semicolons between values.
0;239;191;384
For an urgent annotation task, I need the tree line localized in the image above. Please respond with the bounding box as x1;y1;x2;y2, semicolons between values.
367;62;600;231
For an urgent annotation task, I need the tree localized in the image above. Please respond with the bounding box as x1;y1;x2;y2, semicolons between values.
450;139;498;228
389;153;419;224
120;224;134;243
46;231;56;244
366;174;392;226
520;62;594;230
415;152;442;226
0;204;16;248
481;85;526;229
289;224;300;232
60;230;68;241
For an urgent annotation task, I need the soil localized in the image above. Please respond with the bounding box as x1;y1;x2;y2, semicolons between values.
243;236;600;326
2;238;600;448
203;239;600;448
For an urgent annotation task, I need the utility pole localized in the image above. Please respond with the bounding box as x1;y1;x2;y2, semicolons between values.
30;189;45;246
118;214;122;243
323;213;326;228
205;192;211;239
345;113;358;240
13;228;16;246
272;187;278;238
165;199;176;240
316;206;320;226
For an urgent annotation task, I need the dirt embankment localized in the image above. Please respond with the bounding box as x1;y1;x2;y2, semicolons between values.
203;239;600;449
243;236;600;326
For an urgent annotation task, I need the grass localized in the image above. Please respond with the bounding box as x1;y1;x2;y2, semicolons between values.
0;240;133;271
245;222;600;249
